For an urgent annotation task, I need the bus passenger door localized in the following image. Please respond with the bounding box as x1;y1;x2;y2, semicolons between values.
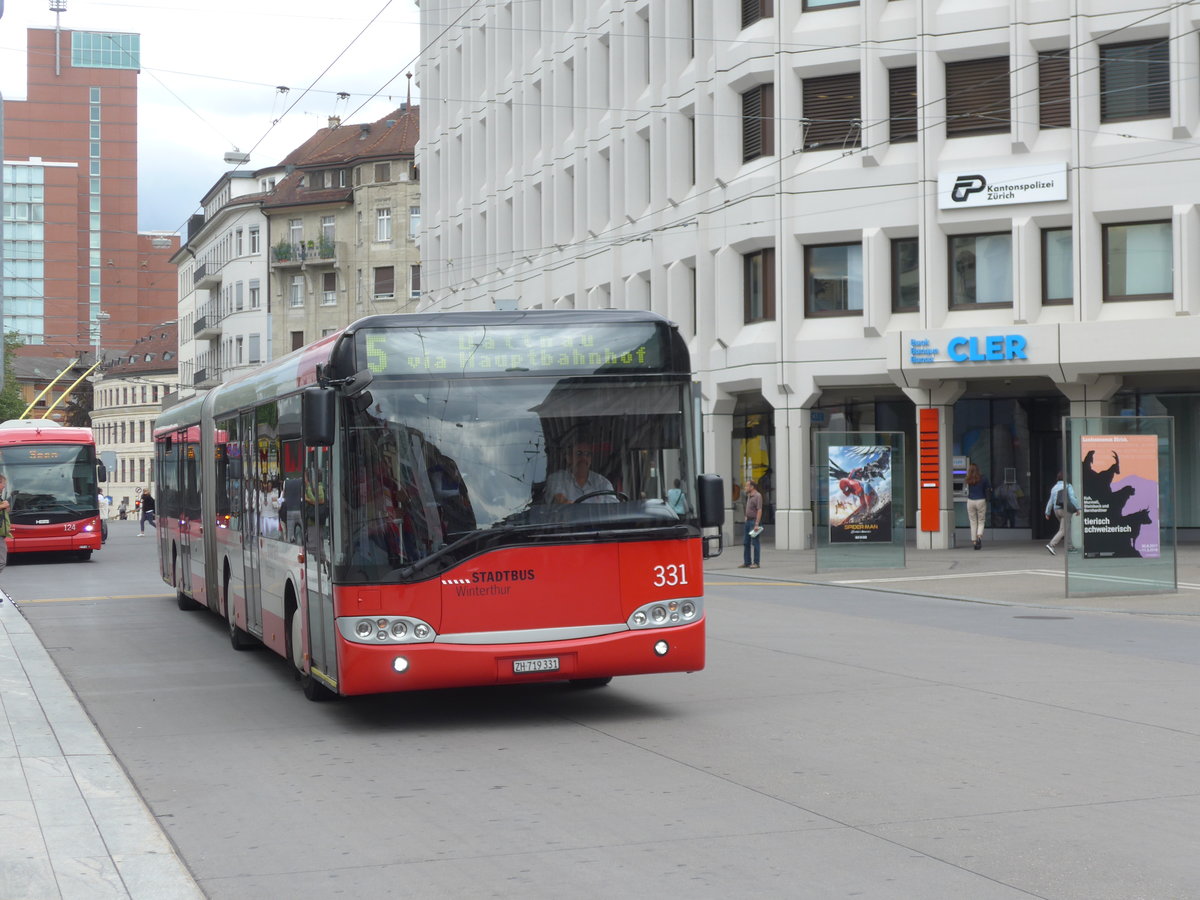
179;442;197;597
240;412;262;634
303;447;337;683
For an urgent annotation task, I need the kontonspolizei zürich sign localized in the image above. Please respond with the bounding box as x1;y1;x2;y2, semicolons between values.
938;163;1068;209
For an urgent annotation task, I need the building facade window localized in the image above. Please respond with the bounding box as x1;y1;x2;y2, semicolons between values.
1100;40;1169;122
1038;50;1071;129
1103;221;1172;301
322;271;338;305
742;84;775;162
249;281;261;309
249;334;261;364
802;72;861;150
804;0;857;9
410;264;421;299
743;247;775;323
376;207;392;241
409;206;421;238
288;219;302;244
1042;228;1073;304
945;57;1010;137
374;266;395;299
888;67;917;143
321;215;335;245
291;331;305;351
375;163;391;183
741;0;772;28
249;226;260;254
891;237;919;311
950;232;1012;307
289;274;305;307
805;242;863;316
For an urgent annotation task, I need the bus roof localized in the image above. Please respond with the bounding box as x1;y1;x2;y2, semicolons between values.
0;420;95;445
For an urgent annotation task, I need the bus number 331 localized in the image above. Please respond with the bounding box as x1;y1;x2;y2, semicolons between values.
653;564;689;587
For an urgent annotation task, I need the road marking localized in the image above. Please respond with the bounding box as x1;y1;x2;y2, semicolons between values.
15;594;173;604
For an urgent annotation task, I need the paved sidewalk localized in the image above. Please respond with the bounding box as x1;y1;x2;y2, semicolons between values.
707;531;1200;616
0;588;202;900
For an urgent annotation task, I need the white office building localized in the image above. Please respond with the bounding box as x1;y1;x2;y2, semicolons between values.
418;0;1200;549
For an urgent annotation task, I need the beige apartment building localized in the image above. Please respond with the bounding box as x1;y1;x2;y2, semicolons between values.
265;107;422;354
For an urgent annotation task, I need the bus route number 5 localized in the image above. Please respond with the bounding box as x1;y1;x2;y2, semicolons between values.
653;564;688;587
365;333;389;373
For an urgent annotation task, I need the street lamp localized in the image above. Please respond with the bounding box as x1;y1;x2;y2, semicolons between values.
94;311;110;369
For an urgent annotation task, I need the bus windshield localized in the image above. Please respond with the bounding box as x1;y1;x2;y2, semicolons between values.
0;444;99;520
337;374;695;581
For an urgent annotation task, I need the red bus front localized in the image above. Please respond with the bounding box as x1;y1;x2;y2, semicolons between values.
331;539;704;695
0;421;104;559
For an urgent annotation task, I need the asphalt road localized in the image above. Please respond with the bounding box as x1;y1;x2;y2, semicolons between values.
11;519;1200;898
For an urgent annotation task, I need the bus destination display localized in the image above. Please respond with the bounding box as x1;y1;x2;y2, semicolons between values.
359;324;667;376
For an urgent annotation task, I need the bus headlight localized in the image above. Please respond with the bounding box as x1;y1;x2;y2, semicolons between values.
627;598;703;630
340;617;436;645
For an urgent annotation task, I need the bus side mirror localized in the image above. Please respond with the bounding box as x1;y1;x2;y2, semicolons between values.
303;387;336;447
696;473;724;529
97;461;108;482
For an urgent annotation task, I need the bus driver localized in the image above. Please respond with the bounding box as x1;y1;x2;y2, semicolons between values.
545;439;617;504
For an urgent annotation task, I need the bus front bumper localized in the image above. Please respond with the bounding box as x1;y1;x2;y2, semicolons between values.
335;619;705;696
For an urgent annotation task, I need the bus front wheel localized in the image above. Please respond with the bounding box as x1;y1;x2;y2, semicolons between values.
288;604;335;702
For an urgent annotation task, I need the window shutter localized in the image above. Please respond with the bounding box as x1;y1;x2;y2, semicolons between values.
374;266;395;296
945;57;1010;137
803;73;861;150
1038;51;1071;129
742;86;762;161
888;67;917;143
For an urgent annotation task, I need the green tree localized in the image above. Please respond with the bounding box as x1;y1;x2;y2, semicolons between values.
62;378;94;427
0;333;26;423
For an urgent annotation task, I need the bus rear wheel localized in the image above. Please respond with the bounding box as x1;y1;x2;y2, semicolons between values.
225;570;256;651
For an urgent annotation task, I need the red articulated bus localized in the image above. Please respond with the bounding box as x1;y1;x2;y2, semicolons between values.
154;310;724;700
0;419;107;560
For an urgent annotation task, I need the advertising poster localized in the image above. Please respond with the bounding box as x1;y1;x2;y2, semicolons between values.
1080;435;1159;559
829;446;892;544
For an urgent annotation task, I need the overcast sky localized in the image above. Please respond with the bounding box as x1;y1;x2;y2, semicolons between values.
1;0;422;234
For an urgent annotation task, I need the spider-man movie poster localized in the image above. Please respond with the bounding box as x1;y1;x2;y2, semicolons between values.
829;445;892;544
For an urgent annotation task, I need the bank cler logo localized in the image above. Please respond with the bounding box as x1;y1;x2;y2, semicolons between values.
951;174;987;202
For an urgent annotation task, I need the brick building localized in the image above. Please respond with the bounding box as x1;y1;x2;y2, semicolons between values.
2;26;177;359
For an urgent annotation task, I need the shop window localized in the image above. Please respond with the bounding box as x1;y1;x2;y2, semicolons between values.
1100;40;1169;122
1042;228;1072;304
805;242;862;316
802;72;861;150
1103;221;1172;301
891;237;919;311
741;0;772;28
743;247;775;323
1038;50;1071;129
742;84;774;163
945;57;1010;137
949;232;1011;307
888;67;917;143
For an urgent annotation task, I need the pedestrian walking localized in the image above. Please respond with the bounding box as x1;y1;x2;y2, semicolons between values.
965;463;991;550
1044;471;1079;555
739;479;763;569
139;489;156;535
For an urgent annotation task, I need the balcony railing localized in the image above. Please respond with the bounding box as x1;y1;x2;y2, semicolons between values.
194;315;222;340
194;262;221;288
271;238;338;266
192;367;207;386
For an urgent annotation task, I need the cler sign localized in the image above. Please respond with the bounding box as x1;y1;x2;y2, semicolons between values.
909;334;1028;365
